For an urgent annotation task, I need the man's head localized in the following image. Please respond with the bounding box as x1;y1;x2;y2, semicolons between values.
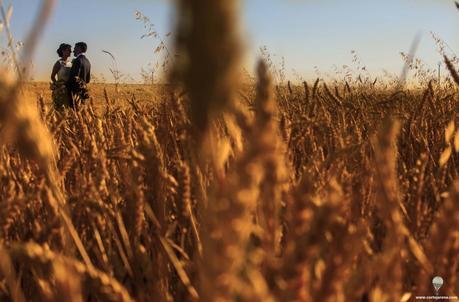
74;42;87;56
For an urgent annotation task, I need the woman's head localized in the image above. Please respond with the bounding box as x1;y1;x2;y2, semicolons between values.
57;43;71;59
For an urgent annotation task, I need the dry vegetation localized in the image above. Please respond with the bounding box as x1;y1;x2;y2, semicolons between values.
0;0;459;301
26;82;169;111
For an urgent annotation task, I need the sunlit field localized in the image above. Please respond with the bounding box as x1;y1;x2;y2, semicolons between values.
0;1;459;302
27;82;164;107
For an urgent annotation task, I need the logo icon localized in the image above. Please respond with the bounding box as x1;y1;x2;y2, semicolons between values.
432;276;444;295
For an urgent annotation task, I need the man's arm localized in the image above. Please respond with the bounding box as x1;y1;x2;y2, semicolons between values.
83;58;91;83
87;64;91;83
69;58;81;79
67;58;81;91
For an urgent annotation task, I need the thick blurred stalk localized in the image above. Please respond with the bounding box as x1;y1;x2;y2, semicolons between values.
173;0;241;144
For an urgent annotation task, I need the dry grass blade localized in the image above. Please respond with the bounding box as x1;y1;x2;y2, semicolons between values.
444;55;459;85
18;0;56;80
399;32;421;86
58;209;93;266
0;1;20;77
107;220;134;277
159;236;199;300
116;212;134;260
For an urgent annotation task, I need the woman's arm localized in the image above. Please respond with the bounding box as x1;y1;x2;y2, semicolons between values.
50;61;60;83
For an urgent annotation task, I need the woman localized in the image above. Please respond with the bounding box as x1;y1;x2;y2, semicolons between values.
50;43;72;110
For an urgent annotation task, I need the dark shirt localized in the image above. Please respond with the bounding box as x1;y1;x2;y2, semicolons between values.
68;54;91;94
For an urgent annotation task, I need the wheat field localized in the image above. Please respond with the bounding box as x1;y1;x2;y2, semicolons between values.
0;0;458;301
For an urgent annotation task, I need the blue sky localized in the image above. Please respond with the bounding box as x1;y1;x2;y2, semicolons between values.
5;0;459;82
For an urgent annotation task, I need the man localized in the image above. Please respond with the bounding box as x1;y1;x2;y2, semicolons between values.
67;42;91;108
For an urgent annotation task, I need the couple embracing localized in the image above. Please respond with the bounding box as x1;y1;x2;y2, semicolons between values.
51;42;91;110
